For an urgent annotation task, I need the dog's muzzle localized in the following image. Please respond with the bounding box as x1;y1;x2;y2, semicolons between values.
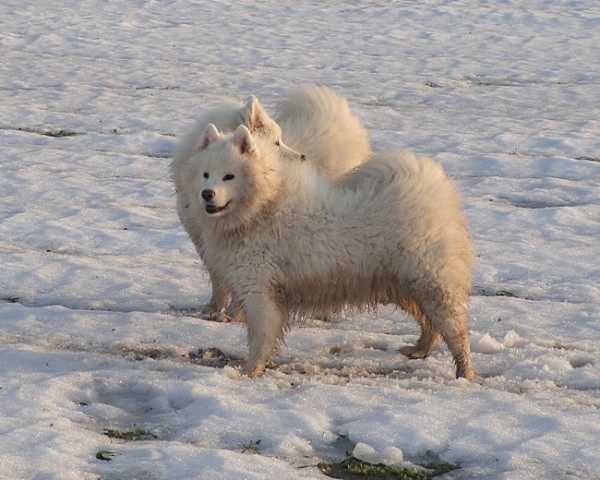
202;189;230;215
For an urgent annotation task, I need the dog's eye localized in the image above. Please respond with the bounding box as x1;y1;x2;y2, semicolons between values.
223;174;235;181
203;172;209;179
275;139;280;146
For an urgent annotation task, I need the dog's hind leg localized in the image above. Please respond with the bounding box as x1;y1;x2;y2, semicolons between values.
203;272;243;322
201;269;230;316
187;236;230;317
397;295;441;359
421;294;477;380
239;292;287;377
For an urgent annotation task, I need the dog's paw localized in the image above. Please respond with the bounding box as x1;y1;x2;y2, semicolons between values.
224;307;244;323
241;359;278;378
241;363;266;378
201;303;244;323
398;344;432;359
200;304;233;323
456;365;479;381
201;302;220;316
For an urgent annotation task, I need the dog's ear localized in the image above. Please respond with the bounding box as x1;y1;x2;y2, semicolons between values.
244;96;270;134
200;123;221;149
232;125;256;156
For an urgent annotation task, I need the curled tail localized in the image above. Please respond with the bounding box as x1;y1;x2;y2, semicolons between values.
275;84;371;180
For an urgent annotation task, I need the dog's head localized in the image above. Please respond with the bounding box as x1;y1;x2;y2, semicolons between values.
243;96;305;163
191;123;281;230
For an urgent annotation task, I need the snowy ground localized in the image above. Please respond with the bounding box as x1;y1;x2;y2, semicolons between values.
1;1;599;479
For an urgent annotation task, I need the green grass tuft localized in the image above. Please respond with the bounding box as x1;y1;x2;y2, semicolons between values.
422;462;458;476
241;439;262;454
95;450;119;461
318;457;458;480
103;428;157;441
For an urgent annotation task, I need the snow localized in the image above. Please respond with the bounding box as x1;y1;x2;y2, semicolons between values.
1;1;599;479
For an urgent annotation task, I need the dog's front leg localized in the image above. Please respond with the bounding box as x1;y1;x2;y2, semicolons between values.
239;291;286;377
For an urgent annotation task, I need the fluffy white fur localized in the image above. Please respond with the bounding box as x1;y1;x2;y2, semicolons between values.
275;84;370;180
171;86;371;315
183;123;477;380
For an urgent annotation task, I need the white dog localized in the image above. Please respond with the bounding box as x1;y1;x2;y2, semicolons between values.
171;86;370;316
182;123;477;380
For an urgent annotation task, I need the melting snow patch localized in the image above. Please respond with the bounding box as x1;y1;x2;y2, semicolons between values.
352;442;404;466
471;332;505;354
502;330;525;348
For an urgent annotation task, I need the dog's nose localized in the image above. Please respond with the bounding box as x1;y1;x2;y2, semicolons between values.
300;154;306;161
201;189;215;201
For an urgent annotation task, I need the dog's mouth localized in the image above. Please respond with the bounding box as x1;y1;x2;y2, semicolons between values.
205;201;231;215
